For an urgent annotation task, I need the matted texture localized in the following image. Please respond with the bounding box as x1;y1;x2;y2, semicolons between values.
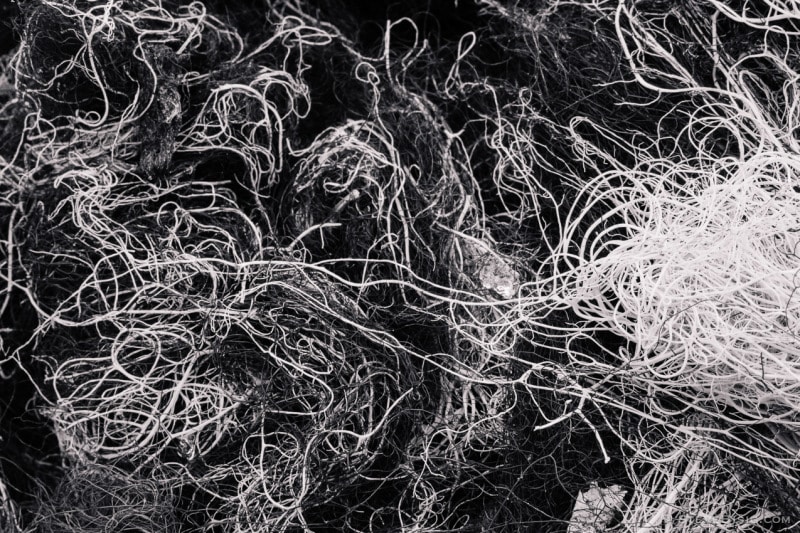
0;1;799;531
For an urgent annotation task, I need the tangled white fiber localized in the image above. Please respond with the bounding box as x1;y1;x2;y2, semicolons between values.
2;0;800;531
510;1;800;530
555;150;800;418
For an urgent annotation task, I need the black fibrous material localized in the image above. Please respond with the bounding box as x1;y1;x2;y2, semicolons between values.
0;1;799;532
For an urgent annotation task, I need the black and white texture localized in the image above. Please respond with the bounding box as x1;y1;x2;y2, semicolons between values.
0;0;799;531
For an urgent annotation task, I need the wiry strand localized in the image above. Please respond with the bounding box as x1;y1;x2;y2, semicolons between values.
0;1;798;532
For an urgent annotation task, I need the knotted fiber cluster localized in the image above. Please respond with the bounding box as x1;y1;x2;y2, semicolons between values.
0;1;798;532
